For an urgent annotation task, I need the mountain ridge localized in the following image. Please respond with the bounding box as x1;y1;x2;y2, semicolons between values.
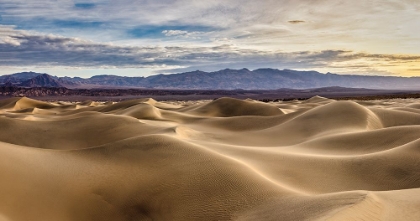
1;69;419;90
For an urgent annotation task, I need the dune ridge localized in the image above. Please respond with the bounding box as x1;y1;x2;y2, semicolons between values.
0;96;419;220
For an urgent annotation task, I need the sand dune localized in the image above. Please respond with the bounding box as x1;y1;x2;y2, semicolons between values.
0;96;419;220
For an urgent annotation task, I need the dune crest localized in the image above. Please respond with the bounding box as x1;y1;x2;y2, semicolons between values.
0;96;419;220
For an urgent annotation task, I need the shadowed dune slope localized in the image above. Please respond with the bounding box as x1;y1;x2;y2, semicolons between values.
0;96;420;220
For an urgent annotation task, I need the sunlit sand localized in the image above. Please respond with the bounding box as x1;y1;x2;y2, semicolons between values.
0;96;419;220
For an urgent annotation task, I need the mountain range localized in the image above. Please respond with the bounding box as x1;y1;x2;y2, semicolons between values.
1;69;420;90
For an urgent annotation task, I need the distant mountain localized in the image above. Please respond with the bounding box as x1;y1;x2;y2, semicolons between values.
1;69;420;90
3;71;41;80
87;75;145;87
0;71;42;85
20;74;64;87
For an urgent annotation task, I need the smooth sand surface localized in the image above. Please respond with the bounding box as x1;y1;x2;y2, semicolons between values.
0;96;419;220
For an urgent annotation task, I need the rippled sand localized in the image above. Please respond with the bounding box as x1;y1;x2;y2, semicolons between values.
0;96;419;220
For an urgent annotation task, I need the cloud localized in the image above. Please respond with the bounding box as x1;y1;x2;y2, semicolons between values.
162;30;189;37
162;30;206;39
1;25;419;76
0;0;419;57
288;20;305;24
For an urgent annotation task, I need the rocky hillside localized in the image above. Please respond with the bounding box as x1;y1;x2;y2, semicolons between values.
20;74;64;87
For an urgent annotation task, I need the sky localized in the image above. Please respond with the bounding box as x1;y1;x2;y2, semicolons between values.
0;0;419;77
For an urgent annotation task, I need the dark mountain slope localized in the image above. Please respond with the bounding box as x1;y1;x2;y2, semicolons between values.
21;74;64;87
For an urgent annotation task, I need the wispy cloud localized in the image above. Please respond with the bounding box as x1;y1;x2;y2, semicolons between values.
162;30;207;39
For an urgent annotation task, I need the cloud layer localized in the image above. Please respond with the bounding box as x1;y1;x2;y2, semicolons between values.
1;25;419;76
0;0;419;76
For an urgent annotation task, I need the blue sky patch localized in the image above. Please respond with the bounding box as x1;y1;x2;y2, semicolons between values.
1;16;105;31
127;25;216;38
53;20;105;29
74;3;96;9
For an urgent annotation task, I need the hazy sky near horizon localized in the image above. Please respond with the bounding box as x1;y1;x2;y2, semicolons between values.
0;0;419;77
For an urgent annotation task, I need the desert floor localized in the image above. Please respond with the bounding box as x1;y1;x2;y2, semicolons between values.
0;96;419;220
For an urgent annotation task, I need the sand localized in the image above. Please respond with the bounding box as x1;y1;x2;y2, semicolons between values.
0;96;419;220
